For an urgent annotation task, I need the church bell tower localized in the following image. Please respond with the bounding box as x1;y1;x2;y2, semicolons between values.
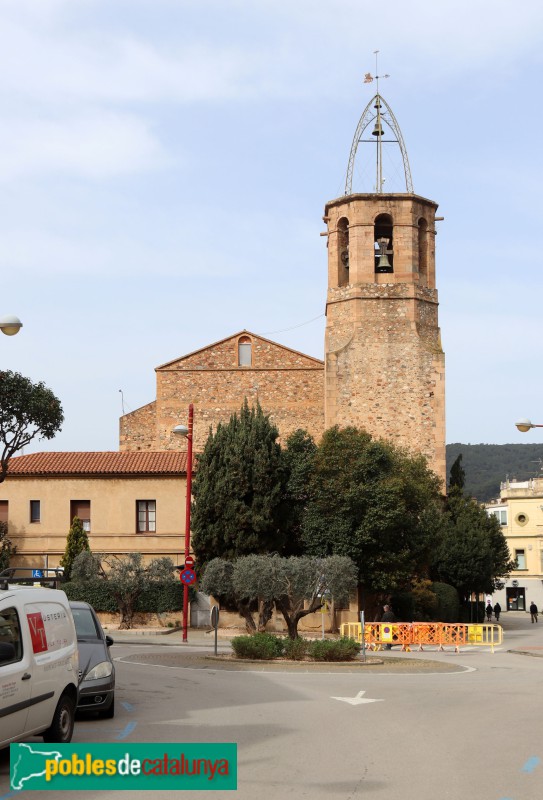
323;73;446;486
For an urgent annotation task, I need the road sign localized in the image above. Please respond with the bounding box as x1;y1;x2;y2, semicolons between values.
185;555;195;569
32;569;43;578
180;568;196;585
211;606;220;656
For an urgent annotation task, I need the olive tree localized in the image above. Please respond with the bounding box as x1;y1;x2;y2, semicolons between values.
202;554;358;639
71;552;176;629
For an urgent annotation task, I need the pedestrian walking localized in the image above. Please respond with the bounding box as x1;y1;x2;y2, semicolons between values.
493;602;501;622
530;602;538;623
486;602;493;622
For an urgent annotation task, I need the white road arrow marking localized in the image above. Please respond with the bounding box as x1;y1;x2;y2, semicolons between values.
331;690;384;705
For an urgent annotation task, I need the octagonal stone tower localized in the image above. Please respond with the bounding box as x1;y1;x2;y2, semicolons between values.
323;92;446;487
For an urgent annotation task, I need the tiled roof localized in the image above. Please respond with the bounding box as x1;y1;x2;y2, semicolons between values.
6;451;190;477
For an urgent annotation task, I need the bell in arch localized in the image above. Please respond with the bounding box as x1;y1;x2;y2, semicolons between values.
375;236;393;273
372;118;384;137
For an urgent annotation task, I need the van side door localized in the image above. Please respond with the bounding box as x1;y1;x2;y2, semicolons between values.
0;604;32;746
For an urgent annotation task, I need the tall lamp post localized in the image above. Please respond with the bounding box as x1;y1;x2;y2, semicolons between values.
0;315;23;336
173;403;194;643
515;419;543;433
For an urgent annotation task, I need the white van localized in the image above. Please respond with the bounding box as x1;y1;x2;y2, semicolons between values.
0;583;79;748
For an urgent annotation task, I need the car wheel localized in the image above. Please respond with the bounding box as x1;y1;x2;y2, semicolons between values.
43;692;76;743
100;697;115;719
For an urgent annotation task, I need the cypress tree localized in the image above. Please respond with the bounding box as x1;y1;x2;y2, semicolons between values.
60;517;90;580
191;400;286;565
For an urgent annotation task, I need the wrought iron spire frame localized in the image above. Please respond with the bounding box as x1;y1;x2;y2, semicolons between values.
344;93;414;196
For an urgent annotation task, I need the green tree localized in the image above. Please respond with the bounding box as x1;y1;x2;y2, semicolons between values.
0;520;16;571
191;400;287;565
202;554;357;639
60;517;90;581
0;370;64;482
71;551;176;629
430;492;515;599
301;426;443;595
448;453;465;495
199;557;259;633
280;429;317;555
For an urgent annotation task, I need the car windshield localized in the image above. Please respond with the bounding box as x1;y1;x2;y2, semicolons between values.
71;607;100;640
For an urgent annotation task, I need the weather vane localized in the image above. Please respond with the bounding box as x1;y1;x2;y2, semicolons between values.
363;50;390;95
344;51;413;196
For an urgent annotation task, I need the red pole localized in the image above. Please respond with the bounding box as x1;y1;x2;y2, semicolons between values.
183;403;194;643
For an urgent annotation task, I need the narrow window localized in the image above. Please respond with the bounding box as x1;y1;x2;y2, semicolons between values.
515;549;526;570
0;501;8;524
418;218;428;281
238;335;252;367
137;500;156;533
70;500;90;532
30;500;41;523
337;217;349;287
374;214;393;273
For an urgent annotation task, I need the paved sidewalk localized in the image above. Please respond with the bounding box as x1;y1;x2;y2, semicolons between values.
104;626;229;647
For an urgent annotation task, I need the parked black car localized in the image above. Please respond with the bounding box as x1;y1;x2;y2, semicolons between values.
69;601;115;718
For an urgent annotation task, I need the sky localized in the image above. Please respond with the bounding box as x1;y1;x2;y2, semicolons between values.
1;0;542;454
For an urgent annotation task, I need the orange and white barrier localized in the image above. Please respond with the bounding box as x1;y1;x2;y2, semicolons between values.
340;621;503;653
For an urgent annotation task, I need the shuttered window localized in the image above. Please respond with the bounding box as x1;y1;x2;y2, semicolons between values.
137;500;156;533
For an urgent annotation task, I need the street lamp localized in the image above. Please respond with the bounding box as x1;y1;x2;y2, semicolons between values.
173;403;194;643
515;419;543;433
0;315;23;336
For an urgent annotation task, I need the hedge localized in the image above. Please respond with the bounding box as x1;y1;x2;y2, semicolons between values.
431;582;460;622
62;580;183;613
230;634;360;661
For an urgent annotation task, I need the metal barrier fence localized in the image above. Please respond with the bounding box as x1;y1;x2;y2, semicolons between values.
339;621;503;653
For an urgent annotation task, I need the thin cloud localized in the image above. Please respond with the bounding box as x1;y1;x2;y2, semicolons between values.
0;113;171;180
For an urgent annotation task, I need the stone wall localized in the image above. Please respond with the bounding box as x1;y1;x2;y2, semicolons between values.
120;333;325;451
324;193;446;486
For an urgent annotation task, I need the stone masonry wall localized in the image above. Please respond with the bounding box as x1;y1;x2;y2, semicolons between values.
120;334;325;451
119;401;157;451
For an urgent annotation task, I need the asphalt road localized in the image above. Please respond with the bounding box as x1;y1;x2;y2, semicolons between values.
1;613;541;799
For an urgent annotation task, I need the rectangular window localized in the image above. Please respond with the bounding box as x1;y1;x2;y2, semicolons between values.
70;500;90;532
515;549;526;570
30;500;41;523
137;500;156;533
0;501;8;523
489;508;507;525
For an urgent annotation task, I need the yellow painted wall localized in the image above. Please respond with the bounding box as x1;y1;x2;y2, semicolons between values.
0;474;189;568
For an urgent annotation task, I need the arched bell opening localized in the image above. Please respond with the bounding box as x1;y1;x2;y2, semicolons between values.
337;217;350;287
374;213;393;273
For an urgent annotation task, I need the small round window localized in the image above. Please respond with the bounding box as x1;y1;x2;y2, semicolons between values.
515;513;528;527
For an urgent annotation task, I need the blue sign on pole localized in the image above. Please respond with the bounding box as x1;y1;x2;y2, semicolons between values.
180;568;196;585
32;569;43;578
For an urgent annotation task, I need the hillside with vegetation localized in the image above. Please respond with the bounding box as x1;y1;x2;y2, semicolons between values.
446;443;543;502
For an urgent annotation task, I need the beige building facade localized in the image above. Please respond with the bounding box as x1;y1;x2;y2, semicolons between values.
0;452;190;571
486;478;543;611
